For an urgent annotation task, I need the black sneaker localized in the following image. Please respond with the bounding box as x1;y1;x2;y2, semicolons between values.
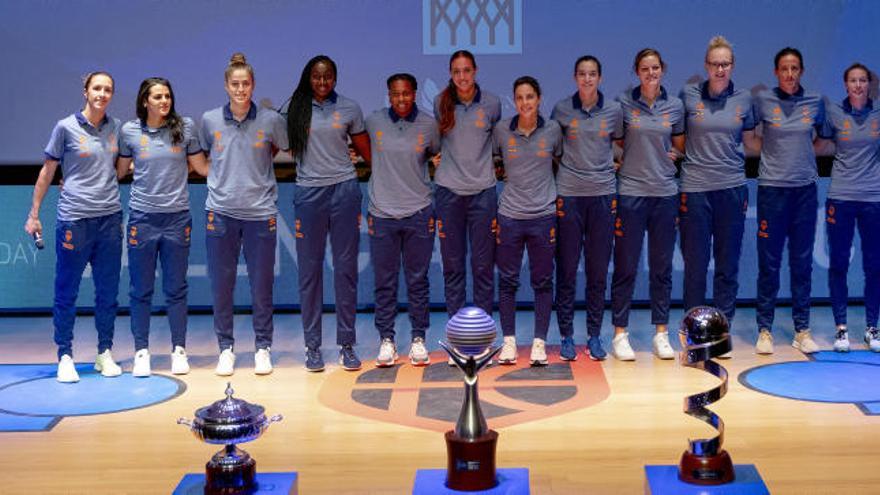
587;336;607;361
339;345;362;371
305;348;325;372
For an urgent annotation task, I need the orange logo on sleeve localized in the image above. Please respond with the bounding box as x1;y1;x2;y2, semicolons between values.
734;104;742;123
537;137;549;158
375;131;384;152
253;129;265;148
332;111;343;129
475;108;486;128
661;112;672;128
77;135;90;157
694;102;705;122
414;132;425;153
630;109;641;128
771;106;782;127
800;107;813;125
598;118;608;138
213;131;224;152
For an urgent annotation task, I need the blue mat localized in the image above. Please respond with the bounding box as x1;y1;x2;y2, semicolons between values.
0;363;185;431
413;468;529;494
174;472;298;494
645;465;768;494
739;351;880;415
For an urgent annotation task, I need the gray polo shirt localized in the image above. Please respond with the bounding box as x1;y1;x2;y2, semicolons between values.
616;86;685;197
754;87;826;187
296;91;366;187
551;91;623;197
199;103;289;220
822;98;880;202
433;86;501;195
680;81;756;193
44;112;122;221
493;116;562;219
118;117;201;213
365;107;440;219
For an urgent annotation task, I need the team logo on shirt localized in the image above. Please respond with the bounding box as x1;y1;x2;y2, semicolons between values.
128;226;138;246
661;112;672;128
108;132;118;154
139;135;150;159
62;230;74;250
679;193;688;213
254;129;266;148
556;197;565;217
598;118;608;138
332;111;343;129
758;219;769;238
871;119;880;138
414;131;426;153
294;218;303;238
630;109;641;128
213;131;224;152
568;118;579;140
537;137;549;158
800;107;813;125
734;104;743;123
475;108;487;129
694;102;706;122
840;119;852;141
170;145;182;154
614;217;624;237
374;131;384;152
506;136;519;158
77;135;90;158
826;204;836;224
771;106;782;127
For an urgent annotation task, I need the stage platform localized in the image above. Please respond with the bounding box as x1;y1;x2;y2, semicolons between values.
1;307;878;494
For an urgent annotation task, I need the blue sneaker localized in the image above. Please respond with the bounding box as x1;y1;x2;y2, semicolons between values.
305;348;325;372
559;336;577;361
339;345;362;371
587;336;607;361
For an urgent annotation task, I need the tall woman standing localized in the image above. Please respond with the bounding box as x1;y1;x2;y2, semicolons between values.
753;47;825;355
679;36;758;336
818;63;880;353
611;48;685;361
286;55;371;372
25;72;123;382
433;50;501;320
116;77;208;377
552;55;623;361
199;53;289;376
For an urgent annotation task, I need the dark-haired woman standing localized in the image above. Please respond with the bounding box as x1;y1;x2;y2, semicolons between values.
818;62;880;353
200;53;289;376
753;47;825;355
25;71;123;383
552;55;623;362
286;55;371;372
116;77;208;377
433;50;501;322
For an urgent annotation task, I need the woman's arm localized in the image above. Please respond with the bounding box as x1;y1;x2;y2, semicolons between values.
24;159;59;236
187;152;210;177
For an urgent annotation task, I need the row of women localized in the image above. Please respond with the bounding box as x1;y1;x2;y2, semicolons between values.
25;37;880;383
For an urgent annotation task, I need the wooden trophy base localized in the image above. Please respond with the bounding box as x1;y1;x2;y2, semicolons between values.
678;449;735;485
445;430;498;491
205;445;257;495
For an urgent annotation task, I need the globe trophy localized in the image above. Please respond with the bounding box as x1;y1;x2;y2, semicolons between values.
439;306;502;491
677;306;735;485
178;383;283;494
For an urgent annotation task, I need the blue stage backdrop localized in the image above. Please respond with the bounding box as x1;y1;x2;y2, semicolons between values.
0;180;866;311
2;0;880;164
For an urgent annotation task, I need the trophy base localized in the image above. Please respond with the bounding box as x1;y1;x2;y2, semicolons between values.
678;449;735;485
205;444;257;495
445;430;498;491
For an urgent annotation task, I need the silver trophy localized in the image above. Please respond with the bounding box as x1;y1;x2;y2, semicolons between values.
677;306;734;485
178;383;283;494
439;306;501;490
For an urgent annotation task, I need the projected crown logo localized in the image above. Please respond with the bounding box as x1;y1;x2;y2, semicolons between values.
423;0;522;54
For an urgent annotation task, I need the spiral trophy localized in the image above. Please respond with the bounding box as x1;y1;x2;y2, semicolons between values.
677;306;735;485
178;383;283;494
439;306;501;491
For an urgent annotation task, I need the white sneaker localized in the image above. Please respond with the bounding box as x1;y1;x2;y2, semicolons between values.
171;346;190;375
652;332;675;360
376;338;398;367
94;349;122;377
529;338;548;366
865;327;880;352
792;329;820;354
833;328;850;353
57;355;79;383
254;348;273;375
409;337;430;366
132;349;151;377
756;329;774;355
215;348;235;376
611;332;636;361
498;336;517;364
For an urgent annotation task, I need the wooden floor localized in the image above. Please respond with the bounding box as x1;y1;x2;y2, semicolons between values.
0;309;878;494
